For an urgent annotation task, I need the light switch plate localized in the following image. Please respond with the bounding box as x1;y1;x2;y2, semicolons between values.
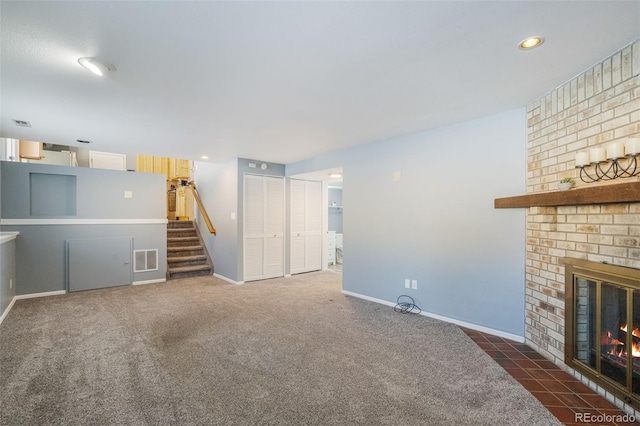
124;191;133;199
392;171;402;182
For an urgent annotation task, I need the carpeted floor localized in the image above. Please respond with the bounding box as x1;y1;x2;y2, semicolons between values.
0;272;560;425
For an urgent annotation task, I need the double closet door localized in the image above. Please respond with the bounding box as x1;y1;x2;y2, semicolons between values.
243;175;285;282
290;179;322;274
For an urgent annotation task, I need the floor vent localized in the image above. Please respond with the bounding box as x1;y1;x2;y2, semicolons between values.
134;249;158;272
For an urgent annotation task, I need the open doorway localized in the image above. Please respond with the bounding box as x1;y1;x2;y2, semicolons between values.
327;181;343;274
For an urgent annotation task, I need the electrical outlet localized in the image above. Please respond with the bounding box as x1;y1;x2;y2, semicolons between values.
411;279;417;290
404;279;410;289
9;278;13;289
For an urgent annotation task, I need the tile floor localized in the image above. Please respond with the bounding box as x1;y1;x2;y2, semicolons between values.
461;328;639;425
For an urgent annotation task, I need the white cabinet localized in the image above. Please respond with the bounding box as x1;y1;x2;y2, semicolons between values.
243;174;285;282
290;179;322;274
327;231;336;265
90;151;126;170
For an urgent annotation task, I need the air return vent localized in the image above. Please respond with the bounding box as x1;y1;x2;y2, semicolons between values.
12;119;31;127
134;249;158;272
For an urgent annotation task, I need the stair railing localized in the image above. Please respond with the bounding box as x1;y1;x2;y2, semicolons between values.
187;182;217;235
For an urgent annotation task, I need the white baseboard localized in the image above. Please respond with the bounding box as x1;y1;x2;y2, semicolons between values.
285;274;292;278
341;290;525;343
213;273;244;285
1;290;67;326
132;278;166;285
0;297;17;326
15;290;67;300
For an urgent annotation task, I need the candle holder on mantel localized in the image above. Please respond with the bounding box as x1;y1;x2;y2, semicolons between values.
574;138;640;183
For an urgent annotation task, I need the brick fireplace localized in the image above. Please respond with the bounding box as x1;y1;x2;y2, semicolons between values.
521;39;640;413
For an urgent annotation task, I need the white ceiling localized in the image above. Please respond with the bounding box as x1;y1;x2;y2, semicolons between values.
1;1;639;165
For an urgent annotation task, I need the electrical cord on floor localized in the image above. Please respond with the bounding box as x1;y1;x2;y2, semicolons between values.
394;295;422;314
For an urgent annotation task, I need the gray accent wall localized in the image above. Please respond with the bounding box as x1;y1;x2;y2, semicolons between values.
286;108;527;337
1;161;167;294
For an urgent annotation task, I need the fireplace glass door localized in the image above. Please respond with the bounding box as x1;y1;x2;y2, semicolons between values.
600;282;627;388
571;269;640;406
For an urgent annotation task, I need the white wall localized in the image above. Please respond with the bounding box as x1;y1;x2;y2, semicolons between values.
287;108;527;336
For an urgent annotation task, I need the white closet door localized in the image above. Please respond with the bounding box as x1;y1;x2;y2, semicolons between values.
243;174;284;282
244;175;265;281
289;179;322;274
264;177;284;279
290;180;306;274
305;181;322;271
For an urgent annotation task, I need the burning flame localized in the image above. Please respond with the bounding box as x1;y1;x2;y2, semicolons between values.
619;324;640;338
604;325;640;358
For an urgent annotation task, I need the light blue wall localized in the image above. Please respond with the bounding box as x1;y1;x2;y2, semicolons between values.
194;159;239;282
1;162;167;294
287;109;527;336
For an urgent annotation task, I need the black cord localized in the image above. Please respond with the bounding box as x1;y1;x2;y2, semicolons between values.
394;295;422;314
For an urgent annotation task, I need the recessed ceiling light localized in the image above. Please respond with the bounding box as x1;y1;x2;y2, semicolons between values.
329;173;342;178
12;119;31;127
200;155;209;160
518;36;544;50
76;139;91;144
78;57;116;76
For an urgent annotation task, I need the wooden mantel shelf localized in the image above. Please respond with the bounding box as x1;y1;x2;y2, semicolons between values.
495;182;640;208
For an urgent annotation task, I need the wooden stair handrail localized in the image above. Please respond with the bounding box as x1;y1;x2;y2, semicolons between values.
187;182;217;235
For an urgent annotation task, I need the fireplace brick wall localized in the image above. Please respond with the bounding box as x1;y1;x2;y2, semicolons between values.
525;39;640;365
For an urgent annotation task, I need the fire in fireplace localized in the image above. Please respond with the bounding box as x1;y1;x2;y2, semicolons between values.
566;258;640;407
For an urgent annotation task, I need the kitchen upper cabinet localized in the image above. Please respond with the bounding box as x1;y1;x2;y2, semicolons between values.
19;140;43;160
137;155;190;180
169;158;191;180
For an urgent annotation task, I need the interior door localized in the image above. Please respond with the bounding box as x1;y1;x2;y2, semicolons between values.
243;174;284;282
289;179;322;274
290;180;306;274
264;177;285;278
243;175;265;281
305;181;322;271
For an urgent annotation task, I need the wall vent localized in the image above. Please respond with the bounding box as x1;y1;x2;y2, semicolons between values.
134;249;158;272
12;119;31;127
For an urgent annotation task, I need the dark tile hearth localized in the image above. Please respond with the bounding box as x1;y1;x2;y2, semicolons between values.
461;328;639;426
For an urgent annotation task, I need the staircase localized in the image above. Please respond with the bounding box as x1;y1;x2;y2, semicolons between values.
167;220;213;279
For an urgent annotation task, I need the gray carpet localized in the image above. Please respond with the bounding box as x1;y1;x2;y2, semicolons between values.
0;272;560;425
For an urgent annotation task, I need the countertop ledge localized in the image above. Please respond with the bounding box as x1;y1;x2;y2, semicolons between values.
0;232;20;244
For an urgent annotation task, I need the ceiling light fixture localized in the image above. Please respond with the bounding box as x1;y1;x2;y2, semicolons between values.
78;57;116;76
329;173;342;178
518;36;544;50
200;155;209;160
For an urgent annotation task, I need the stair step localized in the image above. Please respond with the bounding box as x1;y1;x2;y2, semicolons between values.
168;264;213;279
168;255;208;265
168;220;195;229
168;245;203;254
167;229;197;237
167;236;200;247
